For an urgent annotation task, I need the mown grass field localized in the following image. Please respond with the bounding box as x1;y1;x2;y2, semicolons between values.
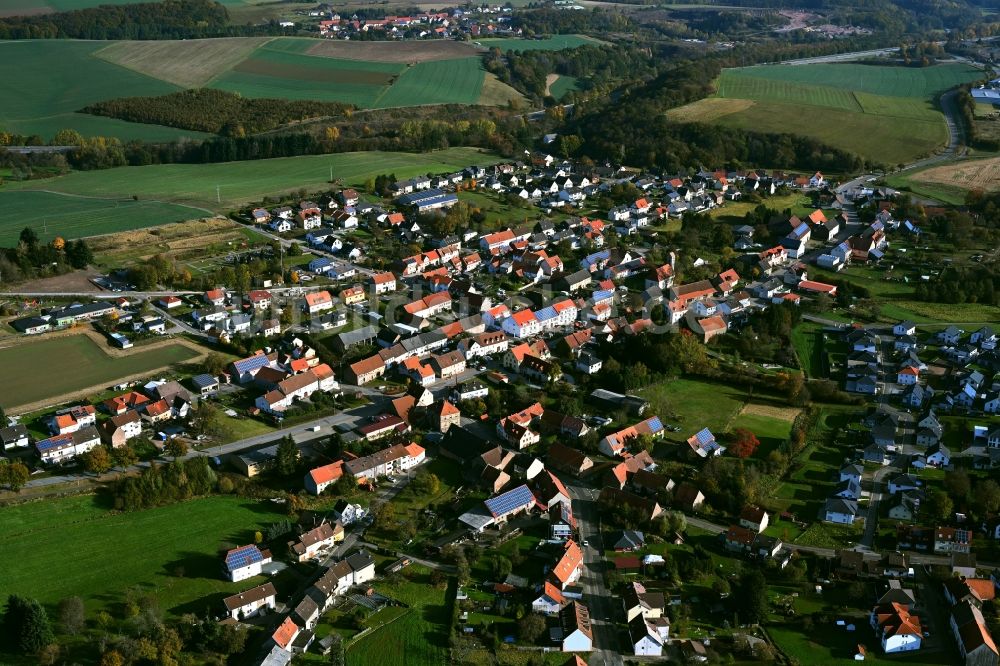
0;494;280;615
348;566;451;666
3;147;499;211
548;74;579;100
476;34;600;51
667;63;983;165
0;334;199;409
0;40;211;141
0;191;208;245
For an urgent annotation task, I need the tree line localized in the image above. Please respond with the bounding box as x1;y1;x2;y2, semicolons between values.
0;0;278;40
82;89;354;137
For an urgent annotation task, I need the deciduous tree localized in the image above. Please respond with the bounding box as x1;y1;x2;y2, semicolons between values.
82;445;112;475
730;428;761;459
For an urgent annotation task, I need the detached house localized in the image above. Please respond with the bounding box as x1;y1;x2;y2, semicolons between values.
870;602;922;654
223;582;277;621
224;544;272;582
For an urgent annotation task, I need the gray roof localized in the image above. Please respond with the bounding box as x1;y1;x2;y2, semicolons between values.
336;325;379;348
191;374;219;389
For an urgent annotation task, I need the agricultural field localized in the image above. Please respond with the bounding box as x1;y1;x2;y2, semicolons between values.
891;155;1000;202
0;494;282;615
304;39;480;63
475;35;602;51
3;147;499;211
667;62;983;165
95;37;272;88
0;191;209;246
0;40;211;141
0;36;526;140
0;334;200;410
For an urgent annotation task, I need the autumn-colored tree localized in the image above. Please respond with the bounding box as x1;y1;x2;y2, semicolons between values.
325;126;340;141
51;237;65;251
730;428;760;459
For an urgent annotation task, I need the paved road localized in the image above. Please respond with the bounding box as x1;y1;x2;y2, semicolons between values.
860;464;897;549
780;46;900;66
21;393;388;491
567;483;623;666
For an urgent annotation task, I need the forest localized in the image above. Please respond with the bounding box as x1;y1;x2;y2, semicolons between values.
82;90;354;136
0;0;273;40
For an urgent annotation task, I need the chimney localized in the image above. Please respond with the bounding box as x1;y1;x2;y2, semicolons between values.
668;251;676;271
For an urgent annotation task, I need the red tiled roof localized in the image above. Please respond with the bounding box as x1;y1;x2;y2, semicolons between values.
550;540;583;585
272;617;299;649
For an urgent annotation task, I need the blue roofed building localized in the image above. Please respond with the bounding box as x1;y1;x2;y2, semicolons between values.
308;258;333;274
229;352;276;384
396;188;459;212
484;484;537;524
686;427;725;458
224;544;273;582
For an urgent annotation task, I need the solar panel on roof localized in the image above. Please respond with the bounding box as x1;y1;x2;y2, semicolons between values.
695;428;714;445
485;485;534;517
647;417;663;433
234;355;270;374
535;307;557;321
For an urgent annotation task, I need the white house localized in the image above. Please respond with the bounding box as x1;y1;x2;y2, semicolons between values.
870;603;922;654
223;582;277;620
560;602;593;652
224;544;272;582
824;498;859;524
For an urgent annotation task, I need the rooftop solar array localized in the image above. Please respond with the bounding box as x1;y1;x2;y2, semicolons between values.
226;544;264;570
646;416;664;434
233;355;271;374
694;428;714;446
535;307;557;322
485;484;535;518
36;434;73;452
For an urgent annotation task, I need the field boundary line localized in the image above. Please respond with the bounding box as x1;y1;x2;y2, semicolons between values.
5;189;215;216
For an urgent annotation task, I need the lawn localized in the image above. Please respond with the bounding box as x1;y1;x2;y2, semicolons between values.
0;334;200;410
0;494;283;615
348;566;451;666
0;191;208;246
4;148;500;212
0;40;211;141
640;379;790;441
548;74;579;100
476;35;601;51
790;320;828;378
771;408;852;519
668;62;984;166
769;622;955;666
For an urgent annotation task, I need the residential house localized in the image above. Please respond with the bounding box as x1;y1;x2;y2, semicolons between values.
223;582;277;621
559;602;593;652
305;461;344;495
224;544;272;582
870;602;922;653
824;498;859;524
288;522;342;562
740;506;770;532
